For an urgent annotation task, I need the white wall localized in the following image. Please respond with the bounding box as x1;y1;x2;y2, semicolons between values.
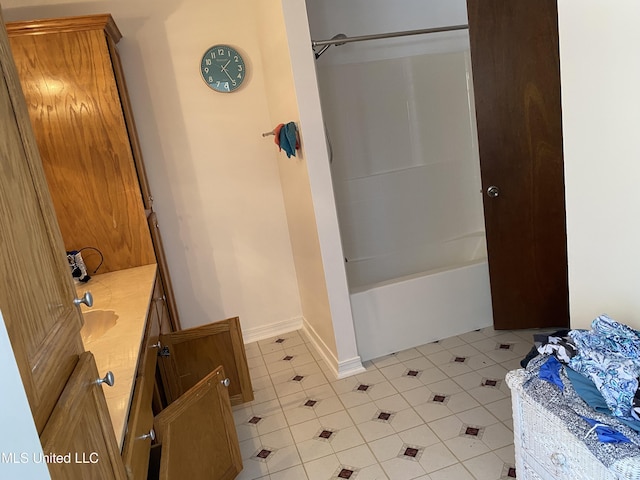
0;311;49;479
558;0;640;330
1;0;303;340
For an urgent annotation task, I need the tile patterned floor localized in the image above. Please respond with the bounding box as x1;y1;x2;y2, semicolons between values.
233;327;536;480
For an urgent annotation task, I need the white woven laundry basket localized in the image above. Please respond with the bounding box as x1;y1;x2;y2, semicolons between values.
506;369;640;480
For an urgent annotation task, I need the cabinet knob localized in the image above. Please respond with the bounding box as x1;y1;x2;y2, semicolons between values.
97;371;115;387
221;378;230;388
73;291;94;307
139;428;156;441
150;341;162;349
486;185;500;198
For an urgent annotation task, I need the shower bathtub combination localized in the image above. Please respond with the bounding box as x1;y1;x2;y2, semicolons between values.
312;13;493;361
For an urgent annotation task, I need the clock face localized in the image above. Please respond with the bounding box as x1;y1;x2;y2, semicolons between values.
200;45;246;92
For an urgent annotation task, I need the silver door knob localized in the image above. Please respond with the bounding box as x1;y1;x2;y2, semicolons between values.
150;341;162;349
73;291;93;307
139;429;156;441
487;186;500;198
221;378;230;387
97;371;115;387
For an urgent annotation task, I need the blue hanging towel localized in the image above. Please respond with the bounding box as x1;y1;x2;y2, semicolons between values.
279;122;298;158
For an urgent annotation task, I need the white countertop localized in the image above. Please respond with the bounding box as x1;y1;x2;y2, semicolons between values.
75;264;157;450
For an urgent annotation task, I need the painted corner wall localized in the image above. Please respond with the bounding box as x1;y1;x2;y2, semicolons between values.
1;0;303;340
558;0;640;330
253;0;339;363
278;0;362;376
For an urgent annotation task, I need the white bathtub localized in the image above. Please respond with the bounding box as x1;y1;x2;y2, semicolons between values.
349;236;493;361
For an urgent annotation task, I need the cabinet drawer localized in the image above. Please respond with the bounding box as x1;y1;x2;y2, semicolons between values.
122;375;155;480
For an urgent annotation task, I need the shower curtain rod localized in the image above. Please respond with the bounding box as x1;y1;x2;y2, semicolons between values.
311;24;469;48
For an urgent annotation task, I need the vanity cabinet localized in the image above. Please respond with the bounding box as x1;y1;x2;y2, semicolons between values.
1;11;250;480
6;13;182;332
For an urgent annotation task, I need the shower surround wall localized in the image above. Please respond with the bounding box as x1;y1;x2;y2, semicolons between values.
318;50;485;288
309;0;493;359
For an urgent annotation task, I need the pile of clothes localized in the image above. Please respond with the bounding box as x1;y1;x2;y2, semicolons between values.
522;314;640;465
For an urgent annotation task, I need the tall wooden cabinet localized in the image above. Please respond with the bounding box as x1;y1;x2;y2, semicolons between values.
6;14;181;332
0;11;127;479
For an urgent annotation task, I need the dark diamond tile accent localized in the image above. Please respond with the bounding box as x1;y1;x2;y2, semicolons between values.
304;399;317;407
406;370;420;377
275;338;285;344
357;384;370;392
465;427;480;436
498;343;513;350
247;416;262;425
319;430;333;439
397;443;423;461
404;447;419;458
432;394;447;403
257;449;271;459
283;355;294;361
483;379;498;387
453;356;467;363
292;375;304;382
338;468;354;479
378;412;392;421
508;467;517;478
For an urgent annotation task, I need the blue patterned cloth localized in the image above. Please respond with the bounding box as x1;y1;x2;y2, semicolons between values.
569;315;640;418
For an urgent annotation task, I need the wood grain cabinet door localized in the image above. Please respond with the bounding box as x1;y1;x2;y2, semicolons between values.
158;317;254;406
0;14;84;434
154;366;242;480
40;351;127;479
6;16;155;275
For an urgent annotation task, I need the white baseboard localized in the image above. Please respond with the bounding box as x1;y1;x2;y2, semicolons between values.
301;318;365;379
242;316;304;344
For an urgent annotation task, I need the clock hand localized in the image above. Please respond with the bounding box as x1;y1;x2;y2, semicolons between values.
220;60;231;73
222;69;234;82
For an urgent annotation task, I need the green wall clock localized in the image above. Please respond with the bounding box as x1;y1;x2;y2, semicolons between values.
200;44;246;93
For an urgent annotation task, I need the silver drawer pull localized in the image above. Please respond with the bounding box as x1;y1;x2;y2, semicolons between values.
73;291;93;307
221;378;230;387
550;452;566;466
139;429;156;441
97;371;115;387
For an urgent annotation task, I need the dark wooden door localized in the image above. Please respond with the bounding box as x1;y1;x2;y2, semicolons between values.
467;0;570;329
